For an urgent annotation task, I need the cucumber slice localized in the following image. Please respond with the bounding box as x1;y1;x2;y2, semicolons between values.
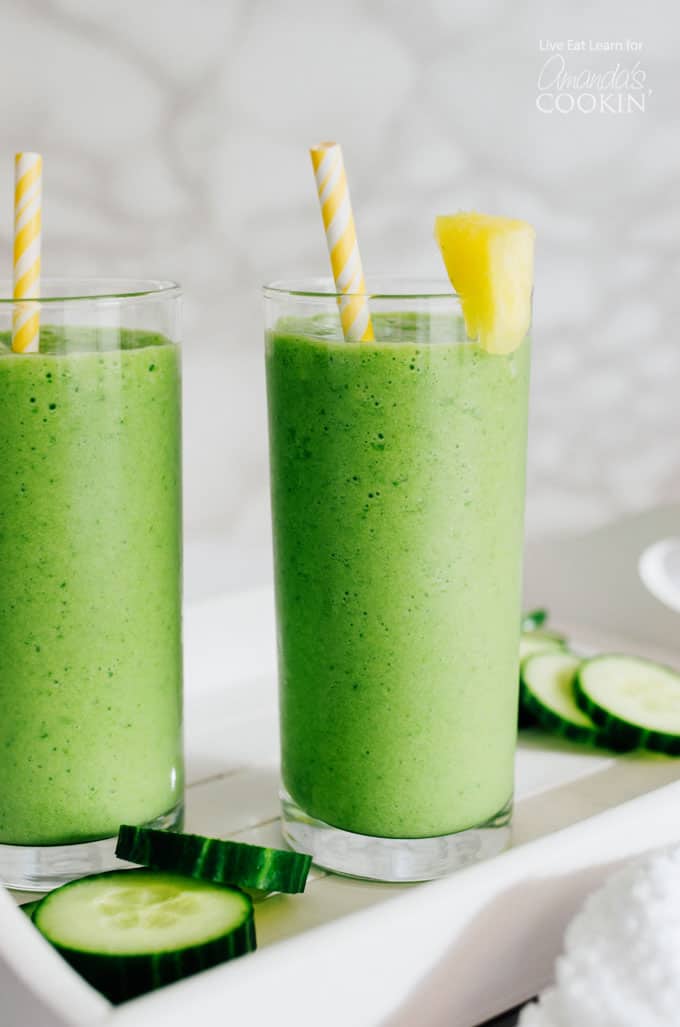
20;900;40;919
117;825;312;894
518;631;567;729
576;655;680;755
521;649;633;750
521;649;598;743
33;869;255;1004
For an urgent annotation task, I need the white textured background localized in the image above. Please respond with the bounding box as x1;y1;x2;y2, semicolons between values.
0;0;677;588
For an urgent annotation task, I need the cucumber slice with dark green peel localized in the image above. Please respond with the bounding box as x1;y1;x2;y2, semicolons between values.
517;705;537;729
521;609;549;631
521;649;634;750
33;869;255;1004
518;631;568;728
117;825;312;894
521;650;596;743
575;655;680;755
20;900;40;919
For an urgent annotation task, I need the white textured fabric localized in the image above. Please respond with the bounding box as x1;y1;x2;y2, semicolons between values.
522;848;680;1027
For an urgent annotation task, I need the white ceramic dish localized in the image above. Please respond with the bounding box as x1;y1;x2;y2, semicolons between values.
639;536;680;615
2;505;680;1027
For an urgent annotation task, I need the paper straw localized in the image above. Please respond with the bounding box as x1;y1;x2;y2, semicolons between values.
12;152;42;353
309;142;374;342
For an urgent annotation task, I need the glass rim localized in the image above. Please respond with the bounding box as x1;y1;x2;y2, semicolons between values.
0;277;181;305
263;274;459;301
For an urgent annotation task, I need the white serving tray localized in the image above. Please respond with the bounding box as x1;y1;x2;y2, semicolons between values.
5;505;680;1027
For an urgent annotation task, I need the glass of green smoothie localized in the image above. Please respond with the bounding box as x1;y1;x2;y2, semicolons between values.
0;279;184;891
264;274;531;881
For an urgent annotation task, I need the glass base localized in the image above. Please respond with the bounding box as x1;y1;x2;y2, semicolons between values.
281;791;512;883
0;800;184;892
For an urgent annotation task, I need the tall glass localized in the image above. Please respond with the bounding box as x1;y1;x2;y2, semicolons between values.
264;277;531;882
0;279;184;890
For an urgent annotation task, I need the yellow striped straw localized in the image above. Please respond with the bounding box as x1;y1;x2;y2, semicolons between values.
310;142;374;342
12;152;43;353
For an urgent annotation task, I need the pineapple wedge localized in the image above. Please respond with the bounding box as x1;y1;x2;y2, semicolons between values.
435;212;535;355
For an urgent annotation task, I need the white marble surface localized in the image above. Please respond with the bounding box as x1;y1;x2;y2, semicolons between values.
0;0;678;586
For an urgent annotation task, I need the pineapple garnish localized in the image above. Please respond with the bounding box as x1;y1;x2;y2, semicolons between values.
435;212;535;354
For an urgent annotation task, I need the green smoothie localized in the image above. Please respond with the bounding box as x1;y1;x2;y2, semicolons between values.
0;327;183;846
266;314;530;839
